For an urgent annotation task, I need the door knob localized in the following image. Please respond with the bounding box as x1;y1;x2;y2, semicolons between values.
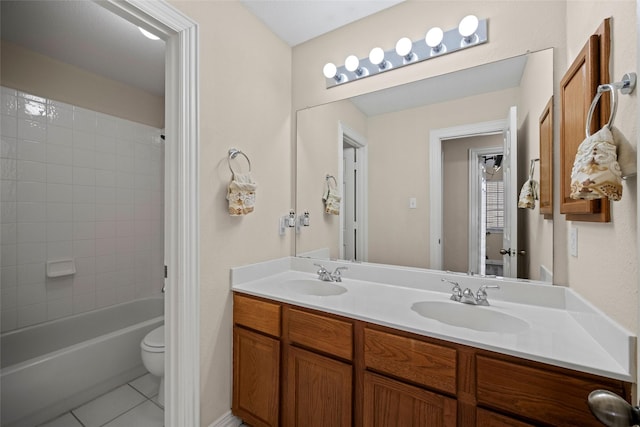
499;248;510;255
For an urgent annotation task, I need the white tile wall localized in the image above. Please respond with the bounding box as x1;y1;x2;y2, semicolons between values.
1;87;164;332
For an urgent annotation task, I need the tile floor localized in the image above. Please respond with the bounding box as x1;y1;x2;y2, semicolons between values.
39;374;163;427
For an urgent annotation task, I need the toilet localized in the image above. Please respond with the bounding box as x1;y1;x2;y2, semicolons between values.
140;325;165;406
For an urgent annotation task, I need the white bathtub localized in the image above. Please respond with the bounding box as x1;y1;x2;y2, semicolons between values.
1;297;164;427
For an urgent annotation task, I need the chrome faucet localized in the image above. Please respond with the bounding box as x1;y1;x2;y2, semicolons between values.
314;264;348;282
442;278;463;302
442;279;499;306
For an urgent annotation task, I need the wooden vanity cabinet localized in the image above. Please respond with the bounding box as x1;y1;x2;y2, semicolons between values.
232;294;282;427
284;307;354;427
232;293;631;427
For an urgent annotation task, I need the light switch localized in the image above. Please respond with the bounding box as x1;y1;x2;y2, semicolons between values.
409;197;417;209
570;227;578;257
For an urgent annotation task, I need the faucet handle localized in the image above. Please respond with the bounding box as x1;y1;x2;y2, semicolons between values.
476;284;500;301
332;266;348;282
314;263;328;273
442;278;462;301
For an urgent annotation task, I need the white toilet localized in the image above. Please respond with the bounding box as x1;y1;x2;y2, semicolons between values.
140;325;165;406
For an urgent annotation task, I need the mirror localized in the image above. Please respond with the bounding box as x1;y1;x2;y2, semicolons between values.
296;48;554;281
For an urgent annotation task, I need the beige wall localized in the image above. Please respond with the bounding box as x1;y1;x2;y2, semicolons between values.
167;1;293;425
442;134;504;273
365;88;518;268
517;48;554;280
560;1;638;333
0;40;164;128
296;100;367;258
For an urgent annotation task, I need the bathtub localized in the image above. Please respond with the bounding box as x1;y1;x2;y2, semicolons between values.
1;297;164;427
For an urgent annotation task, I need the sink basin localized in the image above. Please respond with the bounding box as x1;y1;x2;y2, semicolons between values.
281;279;347;296
411;301;529;333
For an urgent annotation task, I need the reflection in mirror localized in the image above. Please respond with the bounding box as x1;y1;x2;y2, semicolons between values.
296;48;554;281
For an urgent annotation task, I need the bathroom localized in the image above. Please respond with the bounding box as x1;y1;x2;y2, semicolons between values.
1;0;638;426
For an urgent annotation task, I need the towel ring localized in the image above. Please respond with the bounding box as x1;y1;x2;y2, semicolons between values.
228;148;251;174
326;174;337;188
585;72;637;138
529;158;539;179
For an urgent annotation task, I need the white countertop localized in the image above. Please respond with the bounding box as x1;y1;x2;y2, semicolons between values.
231;257;636;382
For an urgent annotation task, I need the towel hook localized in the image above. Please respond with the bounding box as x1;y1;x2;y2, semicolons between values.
228;148;251;174
585;72;637;137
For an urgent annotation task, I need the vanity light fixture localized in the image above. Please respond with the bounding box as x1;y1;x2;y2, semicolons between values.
425;27;446;55
345;55;369;77
395;37;416;63
322;15;487;88
369;47;390;70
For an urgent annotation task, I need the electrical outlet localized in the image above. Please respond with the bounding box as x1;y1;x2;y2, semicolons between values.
409;197;417;209
570;227;578;257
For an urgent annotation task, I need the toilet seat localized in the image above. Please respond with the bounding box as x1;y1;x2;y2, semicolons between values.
141;325;165;353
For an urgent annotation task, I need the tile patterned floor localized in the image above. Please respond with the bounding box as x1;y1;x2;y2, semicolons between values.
39;374;163;427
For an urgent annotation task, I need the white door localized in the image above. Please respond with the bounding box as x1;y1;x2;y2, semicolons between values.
501;106;518;277
343;147;357;260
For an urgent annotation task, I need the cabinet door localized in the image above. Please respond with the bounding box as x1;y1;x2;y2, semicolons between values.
286;346;352;427
233;326;280;427
363;372;456;427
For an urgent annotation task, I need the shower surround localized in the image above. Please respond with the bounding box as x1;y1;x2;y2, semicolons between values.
1;86;164;333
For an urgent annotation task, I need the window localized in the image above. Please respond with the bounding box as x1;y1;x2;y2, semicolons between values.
485;180;504;230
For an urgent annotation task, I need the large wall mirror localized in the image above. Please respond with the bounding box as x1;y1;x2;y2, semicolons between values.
296;48;554;281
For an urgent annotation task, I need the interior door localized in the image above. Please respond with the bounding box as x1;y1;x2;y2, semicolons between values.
342;147;357;260
501;106;518;277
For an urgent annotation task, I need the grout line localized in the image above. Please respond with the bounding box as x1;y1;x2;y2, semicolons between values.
70;411;85;427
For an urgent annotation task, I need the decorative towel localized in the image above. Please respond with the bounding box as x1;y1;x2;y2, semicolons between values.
570;126;622;201
518;179;539;209
227;172;257;215
323;176;341;215
611;126;636;178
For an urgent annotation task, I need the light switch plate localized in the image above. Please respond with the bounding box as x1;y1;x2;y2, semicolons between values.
570;227;578;257
409;197;417;209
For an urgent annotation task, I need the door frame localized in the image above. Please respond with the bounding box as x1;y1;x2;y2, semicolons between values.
100;2;200;426
338;122;368;261
429;119;506;270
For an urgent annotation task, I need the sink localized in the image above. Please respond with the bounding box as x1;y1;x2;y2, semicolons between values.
411;300;529;333
281;279;347;296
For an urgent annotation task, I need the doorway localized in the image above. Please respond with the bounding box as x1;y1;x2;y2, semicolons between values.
338;123;368;262
100;2;200;426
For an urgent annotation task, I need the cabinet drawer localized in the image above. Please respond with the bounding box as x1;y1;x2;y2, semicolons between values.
364;328;456;395
233;294;281;338
476;355;627;426
476;408;535;427
287;308;353;360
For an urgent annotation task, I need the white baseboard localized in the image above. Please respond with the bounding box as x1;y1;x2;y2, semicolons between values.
208;411;243;427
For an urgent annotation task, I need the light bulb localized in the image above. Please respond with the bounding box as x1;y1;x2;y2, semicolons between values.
395;37;413;57
458;15;479;38
345;55;360;72
425;27;444;48
323;63;337;79
369;47;385;66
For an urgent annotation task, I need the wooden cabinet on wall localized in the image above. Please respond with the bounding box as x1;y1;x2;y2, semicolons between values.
232;293;631;426
559;19;611;222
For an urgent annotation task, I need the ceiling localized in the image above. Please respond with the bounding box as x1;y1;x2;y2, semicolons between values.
1;0;525;112
1;0;402;97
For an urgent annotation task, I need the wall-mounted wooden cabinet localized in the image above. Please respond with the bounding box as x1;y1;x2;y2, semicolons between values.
232;293;631;426
559;19;611;222
539;96;553;219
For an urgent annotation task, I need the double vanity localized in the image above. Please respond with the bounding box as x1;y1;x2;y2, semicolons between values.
231;257;634;426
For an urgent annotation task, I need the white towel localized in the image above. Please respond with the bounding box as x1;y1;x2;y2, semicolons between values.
227;172;257;215
323;180;341;215
518;179;539;209
570;126;622;201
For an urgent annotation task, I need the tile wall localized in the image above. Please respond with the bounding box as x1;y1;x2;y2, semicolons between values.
1;87;164;332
